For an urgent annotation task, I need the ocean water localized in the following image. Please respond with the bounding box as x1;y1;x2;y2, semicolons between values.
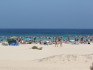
0;29;93;41
0;29;93;36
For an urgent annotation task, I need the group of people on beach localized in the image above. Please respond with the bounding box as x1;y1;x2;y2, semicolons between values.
0;35;93;46
55;37;62;47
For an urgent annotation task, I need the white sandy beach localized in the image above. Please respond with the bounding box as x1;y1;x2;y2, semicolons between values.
0;43;93;70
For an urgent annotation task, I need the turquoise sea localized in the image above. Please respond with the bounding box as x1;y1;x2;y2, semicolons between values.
0;29;93;41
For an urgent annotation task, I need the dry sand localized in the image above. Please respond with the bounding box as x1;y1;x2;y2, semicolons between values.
0;43;93;70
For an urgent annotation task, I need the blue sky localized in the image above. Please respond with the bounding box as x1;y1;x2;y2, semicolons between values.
0;0;93;29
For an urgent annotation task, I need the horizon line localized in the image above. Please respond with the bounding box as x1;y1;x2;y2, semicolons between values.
0;28;93;29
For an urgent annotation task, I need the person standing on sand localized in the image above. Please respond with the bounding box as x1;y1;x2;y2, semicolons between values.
74;36;77;44
55;36;63;47
55;37;58;47
80;36;84;44
68;35;70;42
58;36;62;47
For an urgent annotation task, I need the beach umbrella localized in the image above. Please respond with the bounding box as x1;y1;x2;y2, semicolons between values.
24;38;33;41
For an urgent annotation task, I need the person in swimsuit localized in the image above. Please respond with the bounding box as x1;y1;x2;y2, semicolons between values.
55;37;58;47
58;37;62;47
